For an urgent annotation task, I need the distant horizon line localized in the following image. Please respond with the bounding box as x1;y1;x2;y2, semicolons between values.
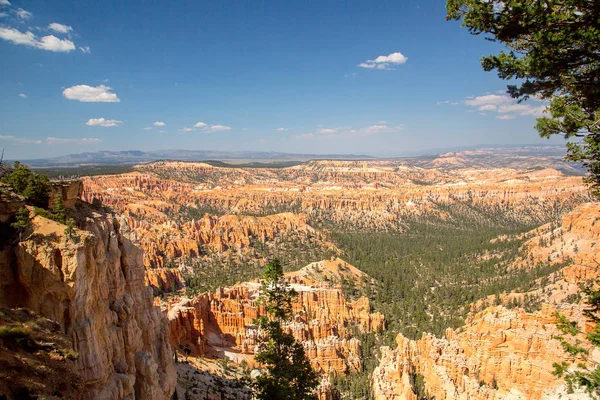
9;143;567;162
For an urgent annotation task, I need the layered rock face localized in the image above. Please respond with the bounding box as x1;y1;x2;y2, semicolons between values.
82;170;333;293
372;203;600;400
80;161;588;295
83;162;589;232
132;211;322;268
167;258;384;375
1;191;176;399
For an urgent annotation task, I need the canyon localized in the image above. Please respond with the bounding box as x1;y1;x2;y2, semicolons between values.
1;153;598;399
81;159;588;294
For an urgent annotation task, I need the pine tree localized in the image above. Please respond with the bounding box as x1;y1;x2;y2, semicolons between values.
11;208;30;241
446;0;600;197
252;259;319;400
553;280;600;398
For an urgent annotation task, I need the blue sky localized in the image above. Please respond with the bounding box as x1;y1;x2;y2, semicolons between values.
0;0;564;159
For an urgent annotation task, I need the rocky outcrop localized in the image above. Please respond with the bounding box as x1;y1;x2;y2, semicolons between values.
516;202;600;271
0;184;25;223
372;203;600;400
49;179;83;208
167;258;384;375
0;191;176;399
372;306;588;400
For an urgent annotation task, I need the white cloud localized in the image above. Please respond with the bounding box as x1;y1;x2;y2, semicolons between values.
48;23;72;34
464;94;511;107
358;52;408;70
0;12;7;17
184;121;231;133
209;125;231;132
46;137;101;145
79;45;91;53
18;93;26;98
16;8;31;19
63;84;120;102
360;125;392;135
297;124;402;140
0;0;11;6
0;27;36;46
463;93;547;119
37;35;75;52
316;128;338;134
276;127;287;132
0;27;75;52
143;127;152;130
86;118;122;127
153;121;166;127
0;135;42;144
373;53;408;64
437;100;459;106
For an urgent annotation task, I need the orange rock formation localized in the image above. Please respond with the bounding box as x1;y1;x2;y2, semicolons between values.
372;203;600;400
167;258;384;375
0;183;176;400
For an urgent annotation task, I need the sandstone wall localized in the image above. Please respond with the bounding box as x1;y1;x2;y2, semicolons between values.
1;200;176;399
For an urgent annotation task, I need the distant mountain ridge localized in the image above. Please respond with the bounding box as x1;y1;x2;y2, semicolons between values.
15;149;376;167
10;144;575;168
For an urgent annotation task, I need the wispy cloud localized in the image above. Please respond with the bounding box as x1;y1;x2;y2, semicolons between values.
315;128;338;134
86;118;123;127
48;23;72;34
181;121;232;133
275;127;287;132
437;100;459;106
143;127;153;130
208;124;231;132
0;135;42;144
153;121;166;127
0;27;76;52
463;93;547;119
79;45;91;53
46;137;101;145
358;52;408;70
16;8;31;19
0;5;89;52
0;135;101;145
18;93;26;98
63;84;120;102
296;124;403;140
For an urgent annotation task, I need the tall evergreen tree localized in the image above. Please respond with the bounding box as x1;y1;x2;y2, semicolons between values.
446;0;600;197
252;259;319;400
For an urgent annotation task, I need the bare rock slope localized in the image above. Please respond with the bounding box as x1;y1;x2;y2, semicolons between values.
0;182;176;399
